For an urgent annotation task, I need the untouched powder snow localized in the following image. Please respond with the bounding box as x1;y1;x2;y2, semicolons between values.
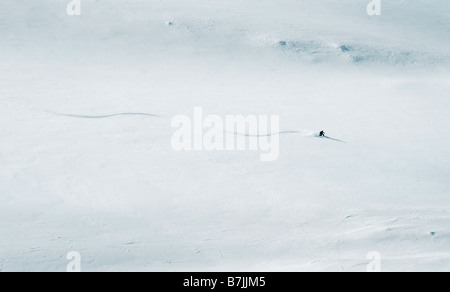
0;0;449;271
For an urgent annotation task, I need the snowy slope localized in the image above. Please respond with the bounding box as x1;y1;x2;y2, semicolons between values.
0;0;449;271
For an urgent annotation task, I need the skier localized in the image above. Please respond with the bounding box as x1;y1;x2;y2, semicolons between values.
319;130;325;137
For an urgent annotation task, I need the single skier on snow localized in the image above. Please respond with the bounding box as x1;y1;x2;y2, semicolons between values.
319;130;325;137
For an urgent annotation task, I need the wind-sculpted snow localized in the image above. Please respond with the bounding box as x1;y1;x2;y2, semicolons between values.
252;36;449;66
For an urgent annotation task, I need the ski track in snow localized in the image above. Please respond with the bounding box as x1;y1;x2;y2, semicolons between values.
228;130;347;142
49;112;161;119
226;130;301;137
52;111;345;142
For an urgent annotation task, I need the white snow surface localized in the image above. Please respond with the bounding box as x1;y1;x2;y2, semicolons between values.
0;0;449;271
